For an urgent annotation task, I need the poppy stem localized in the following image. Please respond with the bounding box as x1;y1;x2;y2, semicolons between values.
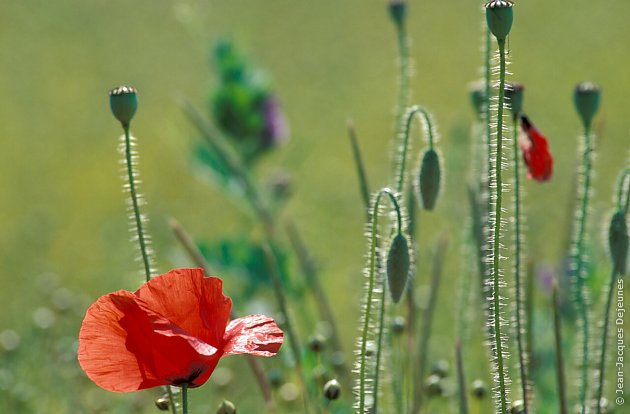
489;37;510;414
357;188;404;414
122;124;154;281
395;105;437;196
181;385;188;414
347;119;371;214
571;126;594;414
552;280;569;414
512;117;530;412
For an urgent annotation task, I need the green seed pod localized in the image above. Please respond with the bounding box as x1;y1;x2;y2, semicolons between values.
417;148;441;211
505;83;524;119
388;0;407;27
387;233;410;303
109;86;138;127
574;82;601;130
154;395;170;411
216;400;236;414
608;210;628;275
469;81;486;120
323;379;341;401
485;1;514;41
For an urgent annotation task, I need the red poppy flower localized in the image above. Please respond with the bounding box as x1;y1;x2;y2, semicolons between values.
519;115;553;182
78;268;283;392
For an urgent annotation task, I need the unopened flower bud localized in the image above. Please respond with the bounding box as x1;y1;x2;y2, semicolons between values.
608;210;628;275
417;148;441;210
471;379;487;399
485;1;514;41
109;86;138;128
574;82;601;130
392;315;406;334
154;395;170;411
505;83;524;119
323;379;341;401
510;399;525;414
308;334;326;353
387;234;411;303
431;359;449;379
469;82;486;120
425;374;443;397
216;400;236;414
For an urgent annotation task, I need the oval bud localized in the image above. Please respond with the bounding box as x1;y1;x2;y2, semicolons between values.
417;148;441;211
216;400;236;414
323;379;341;401
469;81;486;120
505;83;524;119
510;399;525;414
154;395;170;411
485;1;514;41
574;82;601;130
471;379;487;399
608;210;628;275
307;334;326;353
109;86;138;127
387;234;410;303
425;374;443;397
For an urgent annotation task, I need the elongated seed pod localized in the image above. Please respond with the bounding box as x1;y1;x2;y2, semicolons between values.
417;148;441;210
387;233;410;303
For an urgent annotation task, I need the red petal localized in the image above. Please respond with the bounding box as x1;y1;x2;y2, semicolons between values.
223;314;284;357
135;268;232;348
78;290;220;392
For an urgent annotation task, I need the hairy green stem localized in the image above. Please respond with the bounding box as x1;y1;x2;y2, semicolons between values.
512;117;529;412
395;20;410;140
358;188;403;414
347;120;371;212
491;38;509;414
552;281;568;414
594;268;619;414
123;125;153;281
395;106;436;195
572;127;594;414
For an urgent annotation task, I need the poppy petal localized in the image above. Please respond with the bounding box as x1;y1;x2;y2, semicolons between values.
78;290;220;392
135;268;232;348
223;314;284;357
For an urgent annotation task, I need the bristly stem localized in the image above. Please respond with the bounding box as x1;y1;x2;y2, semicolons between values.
394;16;410;139
357;188;403;414
347;119;372;212
395;105;436;195
122;125;153;282
552;280;569;414
572;126;594;414
491;37;510;414
512;117;529;412
594;267;618;414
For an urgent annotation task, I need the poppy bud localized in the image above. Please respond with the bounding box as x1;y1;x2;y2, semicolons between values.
574;82;601;130
307;334;326;353
510;399;525;414
505;83;524;119
154;395;170;411
389;0;407;27
425;374;443;397
417;148;441;210
109;86;138;128
485;1;514;41
323;379;341;401
387;234;411;303
608;210;628;275
216;400;236;414
267;367;283;389
471;379;487;399
392;315;406;334
431;359;449;379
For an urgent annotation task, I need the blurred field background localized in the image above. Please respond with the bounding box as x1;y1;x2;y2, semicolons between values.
0;0;629;412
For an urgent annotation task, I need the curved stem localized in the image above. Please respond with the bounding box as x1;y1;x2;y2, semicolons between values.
512;118;529;412
573;127;593;414
395;21;410;139
595;267;618;414
358;188;403;413
491;38;509;414
395;106;436;195
616;168;630;213
123;125;153;281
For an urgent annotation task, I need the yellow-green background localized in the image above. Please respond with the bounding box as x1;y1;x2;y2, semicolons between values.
0;0;628;412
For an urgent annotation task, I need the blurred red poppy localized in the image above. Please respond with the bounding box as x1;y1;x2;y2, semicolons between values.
519;115;553;182
78;268;283;392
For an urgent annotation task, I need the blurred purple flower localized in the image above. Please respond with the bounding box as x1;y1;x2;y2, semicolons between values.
536;264;556;293
261;95;289;148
